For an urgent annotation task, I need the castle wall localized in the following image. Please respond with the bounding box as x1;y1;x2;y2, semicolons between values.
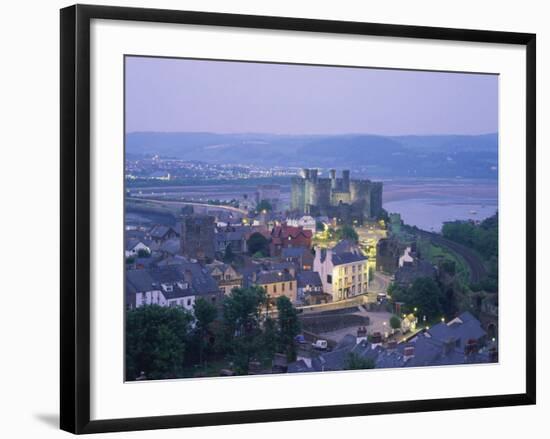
291;169;383;220
331;191;351;205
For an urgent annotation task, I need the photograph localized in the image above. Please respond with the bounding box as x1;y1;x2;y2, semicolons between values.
124;56;499;381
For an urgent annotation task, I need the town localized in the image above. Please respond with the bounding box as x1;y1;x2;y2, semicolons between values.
125;166;499;380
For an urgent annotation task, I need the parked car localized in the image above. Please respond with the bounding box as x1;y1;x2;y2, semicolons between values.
312;339;328;350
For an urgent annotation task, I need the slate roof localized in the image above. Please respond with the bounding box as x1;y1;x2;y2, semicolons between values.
126;269;155;293
126;264;218;299
297;271;323;289
427;312;487;348
282;247;308;258
287;359;314;373
331;240;356;255
331;251;368;266
149;225;174;239
159;238;180;255
126;237;148;252
256;270;294;285
287;312;492;373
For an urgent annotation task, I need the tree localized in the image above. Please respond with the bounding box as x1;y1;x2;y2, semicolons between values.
223;244;235;263
406;277;444;320
221;286;267;374
335;224;359;243
247;232;270;257
276;296;301;361
137;248;150;258
344;353;375;370
260;316;278;363
389;315;401;330
256;199;273;212
316;221;325;232
125;305;193;380
193;298;218;367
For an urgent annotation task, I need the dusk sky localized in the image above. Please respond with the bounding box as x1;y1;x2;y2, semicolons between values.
125;56;498;136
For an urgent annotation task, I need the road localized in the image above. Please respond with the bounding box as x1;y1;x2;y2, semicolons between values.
414;229;487;283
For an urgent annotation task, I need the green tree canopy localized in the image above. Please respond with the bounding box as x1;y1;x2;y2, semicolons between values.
442;213;498;260
247;232;270;257
193;297;218;367
276;296;301;361
394;277;444;320
344;352;375;370
125;305;193;380
389;315;401;330
221;286;268;374
335;224;359;243
223;244;235;263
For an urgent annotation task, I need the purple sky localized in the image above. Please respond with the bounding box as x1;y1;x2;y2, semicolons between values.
125;56;498;136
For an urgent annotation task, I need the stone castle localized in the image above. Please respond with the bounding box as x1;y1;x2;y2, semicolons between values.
291;169;383;223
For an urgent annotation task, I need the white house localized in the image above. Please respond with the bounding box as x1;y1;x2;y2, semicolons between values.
126;264;221;311
125;238;151;258
399;246;414;267
313;240;369;301
286;215;317;233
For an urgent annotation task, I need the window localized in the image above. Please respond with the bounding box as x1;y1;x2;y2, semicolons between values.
187;299;191;307
327;274;332;284
282;282;285;291
352;265;356;273
289;281;293;289
273;284;277;293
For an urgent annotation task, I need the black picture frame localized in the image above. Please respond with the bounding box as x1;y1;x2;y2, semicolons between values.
60;4;536;434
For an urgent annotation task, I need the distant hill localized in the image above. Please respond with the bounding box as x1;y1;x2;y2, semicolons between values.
126;132;498;179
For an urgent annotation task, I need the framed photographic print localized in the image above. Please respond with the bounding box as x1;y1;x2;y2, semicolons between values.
60;4;536;434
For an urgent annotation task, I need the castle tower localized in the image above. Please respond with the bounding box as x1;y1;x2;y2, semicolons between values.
310;168;318;183
342;170;350;192
330;169;337;190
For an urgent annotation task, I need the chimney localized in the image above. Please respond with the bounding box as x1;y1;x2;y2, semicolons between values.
342;170;350;192
403;346;415;361
464;339;478;356
371;332;382;345
184;269;193;284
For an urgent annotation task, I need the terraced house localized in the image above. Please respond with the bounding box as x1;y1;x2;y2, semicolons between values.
254;269;297;303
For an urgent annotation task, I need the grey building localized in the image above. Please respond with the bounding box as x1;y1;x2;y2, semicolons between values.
180;214;216;262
